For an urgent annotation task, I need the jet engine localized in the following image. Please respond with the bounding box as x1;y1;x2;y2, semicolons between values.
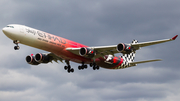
34;53;50;63
79;47;95;58
26;55;40;65
117;43;133;54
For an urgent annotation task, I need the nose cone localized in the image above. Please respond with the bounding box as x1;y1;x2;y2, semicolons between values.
2;27;10;36
2;27;6;33
2;27;8;34
2;26;16;40
2;27;11;34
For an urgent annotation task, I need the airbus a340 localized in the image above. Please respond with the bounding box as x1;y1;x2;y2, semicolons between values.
2;24;178;73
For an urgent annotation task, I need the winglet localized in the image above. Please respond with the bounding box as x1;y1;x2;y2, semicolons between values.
172;35;178;40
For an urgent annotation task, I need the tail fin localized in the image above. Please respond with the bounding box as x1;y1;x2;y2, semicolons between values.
122;40;138;62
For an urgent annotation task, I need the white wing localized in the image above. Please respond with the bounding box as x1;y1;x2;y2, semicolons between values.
66;35;178;58
130;35;178;50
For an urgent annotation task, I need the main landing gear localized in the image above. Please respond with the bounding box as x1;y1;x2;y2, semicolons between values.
64;61;100;73
78;62;100;71
64;60;74;73
77;62;100;71
78;62;88;70
13;40;20;50
90;62;100;70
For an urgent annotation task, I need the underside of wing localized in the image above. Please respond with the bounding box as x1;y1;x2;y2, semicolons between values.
48;53;64;63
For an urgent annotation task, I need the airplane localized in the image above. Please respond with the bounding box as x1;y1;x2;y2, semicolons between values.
2;24;178;73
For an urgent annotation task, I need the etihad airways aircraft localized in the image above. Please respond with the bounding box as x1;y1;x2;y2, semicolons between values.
2;24;178;73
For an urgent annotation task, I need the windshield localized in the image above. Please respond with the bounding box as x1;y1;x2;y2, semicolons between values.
6;26;14;28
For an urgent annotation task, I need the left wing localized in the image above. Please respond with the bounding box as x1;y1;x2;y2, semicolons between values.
129;59;162;66
131;35;178;50
66;35;178;58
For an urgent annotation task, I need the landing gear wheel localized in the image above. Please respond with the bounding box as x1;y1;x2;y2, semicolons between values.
78;66;82;70
67;68;74;73
92;62;100;70
64;66;68;70
84;65;87;69
13;40;19;44
13;40;20;50
71;68;74;73
14;46;20;50
67;69;71;73
96;66;100;70
93;66;96;70
90;63;93;67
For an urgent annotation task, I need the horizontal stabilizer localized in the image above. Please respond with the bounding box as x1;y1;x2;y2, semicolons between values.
130;59;162;66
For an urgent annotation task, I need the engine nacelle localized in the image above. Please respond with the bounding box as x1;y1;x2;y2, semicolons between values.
26;55;40;65
117;43;133;54
79;47;95;58
35;53;50;63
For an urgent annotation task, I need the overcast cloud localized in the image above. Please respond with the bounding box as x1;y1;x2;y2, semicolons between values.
0;0;180;101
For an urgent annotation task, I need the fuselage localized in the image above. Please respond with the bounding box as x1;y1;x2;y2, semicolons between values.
2;24;125;69
2;24;93;63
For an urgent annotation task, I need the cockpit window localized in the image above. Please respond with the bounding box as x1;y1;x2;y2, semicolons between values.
6;26;14;28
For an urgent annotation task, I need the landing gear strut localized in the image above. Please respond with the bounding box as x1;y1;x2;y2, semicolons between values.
13;40;20;50
78;62;88;70
64;60;74;73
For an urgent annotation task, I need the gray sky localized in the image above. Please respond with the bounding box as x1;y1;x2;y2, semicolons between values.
0;0;180;101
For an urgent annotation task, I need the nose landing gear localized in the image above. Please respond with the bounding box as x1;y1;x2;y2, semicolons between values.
13;40;20;50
